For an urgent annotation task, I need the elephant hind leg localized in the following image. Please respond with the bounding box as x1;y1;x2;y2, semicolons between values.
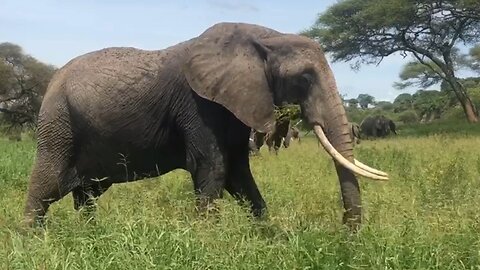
24;162;80;227
23;99;80;227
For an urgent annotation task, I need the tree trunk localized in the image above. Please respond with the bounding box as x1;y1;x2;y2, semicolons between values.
446;76;478;123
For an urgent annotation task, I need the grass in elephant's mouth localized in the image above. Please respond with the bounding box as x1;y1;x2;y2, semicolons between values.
1;132;480;269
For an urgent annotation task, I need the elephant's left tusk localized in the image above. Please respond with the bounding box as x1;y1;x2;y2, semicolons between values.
354;159;388;177
313;125;389;181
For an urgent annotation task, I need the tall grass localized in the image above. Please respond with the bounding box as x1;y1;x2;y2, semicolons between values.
398;120;480;137
1;129;480;269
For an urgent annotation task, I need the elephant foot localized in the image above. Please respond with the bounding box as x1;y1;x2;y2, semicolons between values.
23;213;47;229
251;205;268;220
342;212;361;232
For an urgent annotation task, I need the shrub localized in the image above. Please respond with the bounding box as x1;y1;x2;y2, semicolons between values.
397;110;418;123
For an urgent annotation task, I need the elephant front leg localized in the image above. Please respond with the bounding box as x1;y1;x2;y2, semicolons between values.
224;148;267;218
273;136;282;155
188;151;227;215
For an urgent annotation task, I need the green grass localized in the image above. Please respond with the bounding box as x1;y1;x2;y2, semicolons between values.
398;120;480;137
1;128;480;269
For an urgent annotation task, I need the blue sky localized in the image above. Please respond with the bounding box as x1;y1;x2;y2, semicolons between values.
1;0;424;101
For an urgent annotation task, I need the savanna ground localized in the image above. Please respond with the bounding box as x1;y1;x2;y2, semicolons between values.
1;122;480;269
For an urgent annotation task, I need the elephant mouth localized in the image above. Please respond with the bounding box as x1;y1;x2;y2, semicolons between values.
313;125;389;181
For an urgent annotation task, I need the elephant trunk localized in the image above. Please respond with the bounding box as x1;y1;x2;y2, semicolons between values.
310;61;387;229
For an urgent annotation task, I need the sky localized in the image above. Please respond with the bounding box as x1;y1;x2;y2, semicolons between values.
1;0;422;101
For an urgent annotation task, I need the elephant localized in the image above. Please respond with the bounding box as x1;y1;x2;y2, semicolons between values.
349;122;361;145
251;117;291;155
23;22;388;230
388;119;397;135
248;129;259;155
360;115;397;138
284;125;301;146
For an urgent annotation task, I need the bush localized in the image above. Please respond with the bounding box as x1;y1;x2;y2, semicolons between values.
442;105;465;121
397;110;418;123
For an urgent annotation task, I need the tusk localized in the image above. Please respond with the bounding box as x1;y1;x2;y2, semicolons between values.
313;125;388;181
354;159;389;177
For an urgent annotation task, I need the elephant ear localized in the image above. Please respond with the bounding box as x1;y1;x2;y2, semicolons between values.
184;31;275;133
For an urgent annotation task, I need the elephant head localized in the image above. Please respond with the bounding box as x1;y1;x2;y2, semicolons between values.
184;23;388;227
388;119;397;135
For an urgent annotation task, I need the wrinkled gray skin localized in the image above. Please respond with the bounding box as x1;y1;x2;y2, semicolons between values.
349;122;361;145
360;115;396;138
24;22;361;229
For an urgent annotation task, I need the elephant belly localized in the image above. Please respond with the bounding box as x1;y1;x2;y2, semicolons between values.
75;137;187;184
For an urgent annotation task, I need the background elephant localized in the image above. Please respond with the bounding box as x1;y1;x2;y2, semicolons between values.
349;122;361;145
388;119;397;135
249;117;290;155
248;129;260;155
360;115;396;138
284;126;301;146
24;22;386;229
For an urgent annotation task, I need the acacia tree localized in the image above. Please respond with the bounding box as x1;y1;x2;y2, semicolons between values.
393;93;414;112
347;98;359;108
469;44;480;72
357;93;375;109
304;0;480;123
0;43;56;127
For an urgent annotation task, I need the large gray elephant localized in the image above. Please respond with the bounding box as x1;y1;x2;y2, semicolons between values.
23;22;388;230
360;115;397;138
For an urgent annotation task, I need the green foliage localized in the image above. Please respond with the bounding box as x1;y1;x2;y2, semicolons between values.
374;101;393;111
305;0;480;65
398;119;480;137
468;44;480;72
467;87;480;109
274;104;301;121
443;105;468;121
411;90;448;117
395;61;443;89
304;0;480;121
274;104;300;120
346;98;358;108
442;77;480;108
397;110;418;124
393;93;413;113
3;130;480;268
357;93;375;109
0;42;56;127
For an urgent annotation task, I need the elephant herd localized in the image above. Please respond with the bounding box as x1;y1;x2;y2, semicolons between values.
21;22;391;231
249;115;397;155
248;118;301;155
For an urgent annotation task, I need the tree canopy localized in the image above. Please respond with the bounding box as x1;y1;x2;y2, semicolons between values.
0;43;56;127
304;0;480;122
357;93;375;109
469;45;480;72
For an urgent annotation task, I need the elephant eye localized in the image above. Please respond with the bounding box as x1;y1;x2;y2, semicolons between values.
301;73;313;84
297;73;313;88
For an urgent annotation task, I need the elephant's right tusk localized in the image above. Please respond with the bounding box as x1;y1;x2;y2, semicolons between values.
354;159;388;177
313;125;389;181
